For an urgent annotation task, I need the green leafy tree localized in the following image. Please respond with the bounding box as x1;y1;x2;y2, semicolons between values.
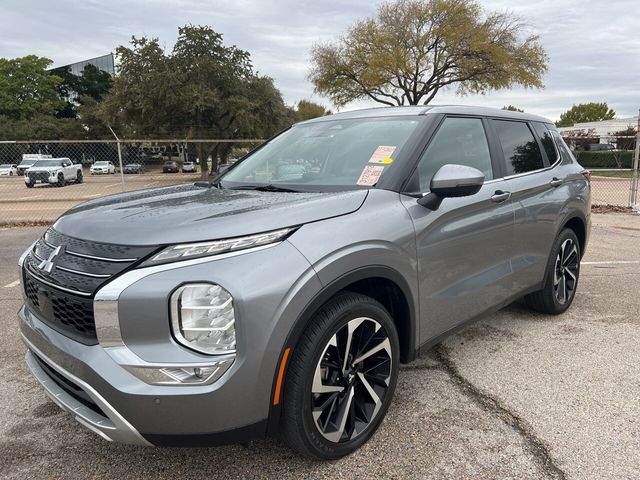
0;55;62;119
555;102;616;127
502;105;524;112
293;100;331;122
310;0;548;107
101;25;292;176
51;64;113;118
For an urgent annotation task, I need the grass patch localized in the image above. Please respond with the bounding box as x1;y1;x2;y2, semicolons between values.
591;170;636;179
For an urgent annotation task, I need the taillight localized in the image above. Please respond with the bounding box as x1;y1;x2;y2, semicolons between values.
581;170;591;182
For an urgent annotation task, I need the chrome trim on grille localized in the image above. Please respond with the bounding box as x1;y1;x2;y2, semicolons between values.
66;250;138;263
24;265;92;297
42;236;138;263
56;264;112;279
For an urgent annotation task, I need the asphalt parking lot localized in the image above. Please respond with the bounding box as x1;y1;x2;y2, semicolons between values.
0;172;199;223
0;213;639;479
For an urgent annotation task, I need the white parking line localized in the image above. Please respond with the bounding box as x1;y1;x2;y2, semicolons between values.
581;261;640;265
3;280;20;288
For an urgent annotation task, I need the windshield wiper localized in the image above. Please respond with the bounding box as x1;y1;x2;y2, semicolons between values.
231;184;301;193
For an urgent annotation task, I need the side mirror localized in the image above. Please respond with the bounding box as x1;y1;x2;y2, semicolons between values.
417;164;485;210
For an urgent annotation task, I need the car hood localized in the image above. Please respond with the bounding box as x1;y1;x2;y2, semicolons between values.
27;166;60;172
53;184;369;245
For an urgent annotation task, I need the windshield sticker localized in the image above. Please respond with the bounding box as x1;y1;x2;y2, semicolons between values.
357;165;385;186
368;146;396;164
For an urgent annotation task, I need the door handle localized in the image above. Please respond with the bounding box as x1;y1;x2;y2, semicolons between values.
550;177;563;187
491;190;511;203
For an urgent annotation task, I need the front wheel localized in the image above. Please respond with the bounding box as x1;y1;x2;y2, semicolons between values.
525;228;581;314
281;293;399;459
56;173;65;187
26;182;34;188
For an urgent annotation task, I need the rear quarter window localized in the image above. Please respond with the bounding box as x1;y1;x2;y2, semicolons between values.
532;122;558;165
492;120;545;175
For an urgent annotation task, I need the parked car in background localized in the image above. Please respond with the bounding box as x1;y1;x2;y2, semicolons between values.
163;161;179;173
585;143;615;151
25;158;83;188
90;161;116;175
182;161;197;173
215;163;233;175
123;163;145;174
16;106;591;458
0;164;18;176
17;154;52;175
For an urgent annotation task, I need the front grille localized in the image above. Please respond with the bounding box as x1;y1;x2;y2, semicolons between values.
23;228;158;344
27;171;50;182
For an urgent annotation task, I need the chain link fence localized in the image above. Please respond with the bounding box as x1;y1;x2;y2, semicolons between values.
1;134;638;225
562;134;639;208
0;139;262;224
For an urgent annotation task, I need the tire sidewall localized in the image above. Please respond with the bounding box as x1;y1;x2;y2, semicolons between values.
293;297;400;459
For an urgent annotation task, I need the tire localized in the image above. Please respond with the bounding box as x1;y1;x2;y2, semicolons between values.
9;172;13;176
56;173;65;187
26;182;34;188
76;172;83;184
525;228;581;315
281;292;399;459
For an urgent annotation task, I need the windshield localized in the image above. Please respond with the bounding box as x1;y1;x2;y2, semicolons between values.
0;164;13;168
20;160;36;166
220;117;424;191
94;161;109;166
32;160;63;167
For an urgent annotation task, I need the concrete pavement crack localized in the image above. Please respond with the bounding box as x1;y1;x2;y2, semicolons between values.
432;344;567;480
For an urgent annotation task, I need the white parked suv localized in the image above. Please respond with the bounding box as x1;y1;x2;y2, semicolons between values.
25;158;83;188
0;164;18;176
90;161;116;175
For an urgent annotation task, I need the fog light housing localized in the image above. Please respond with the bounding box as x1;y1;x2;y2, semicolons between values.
124;359;233;386
170;283;236;355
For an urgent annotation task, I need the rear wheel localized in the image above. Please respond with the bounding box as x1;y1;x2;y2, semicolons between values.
281;293;399;459
525;228;580;314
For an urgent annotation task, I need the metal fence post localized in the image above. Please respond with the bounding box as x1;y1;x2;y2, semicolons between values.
630;110;640;209
108;126;126;192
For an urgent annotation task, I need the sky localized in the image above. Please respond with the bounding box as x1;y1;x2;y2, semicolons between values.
1;0;639;121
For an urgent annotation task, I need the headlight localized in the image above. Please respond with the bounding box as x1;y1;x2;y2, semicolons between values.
170;283;236;355
142;227;296;266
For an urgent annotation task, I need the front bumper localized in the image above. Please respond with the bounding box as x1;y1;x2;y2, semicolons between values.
23;333;150;445
19;239;321;446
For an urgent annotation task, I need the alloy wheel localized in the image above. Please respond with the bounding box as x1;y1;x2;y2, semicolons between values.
553;238;579;305
311;317;392;443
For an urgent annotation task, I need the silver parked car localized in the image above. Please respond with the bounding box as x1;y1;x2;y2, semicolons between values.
18;106;590;458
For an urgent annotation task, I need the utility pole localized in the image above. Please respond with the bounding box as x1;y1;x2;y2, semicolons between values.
630;109;640;210
108;126;126;193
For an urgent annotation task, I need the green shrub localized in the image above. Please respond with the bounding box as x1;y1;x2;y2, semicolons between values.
575;150;634;168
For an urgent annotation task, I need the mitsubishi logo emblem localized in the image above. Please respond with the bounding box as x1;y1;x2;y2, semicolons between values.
38;245;63;275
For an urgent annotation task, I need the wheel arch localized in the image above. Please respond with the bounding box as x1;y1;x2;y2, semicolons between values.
562;215;587;258
283;266;417;365
267;265;417;434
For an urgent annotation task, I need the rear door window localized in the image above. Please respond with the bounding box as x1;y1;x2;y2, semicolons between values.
417;117;493;192
492;120;545;175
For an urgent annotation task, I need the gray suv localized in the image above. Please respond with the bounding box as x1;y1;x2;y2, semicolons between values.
18;106;590;459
